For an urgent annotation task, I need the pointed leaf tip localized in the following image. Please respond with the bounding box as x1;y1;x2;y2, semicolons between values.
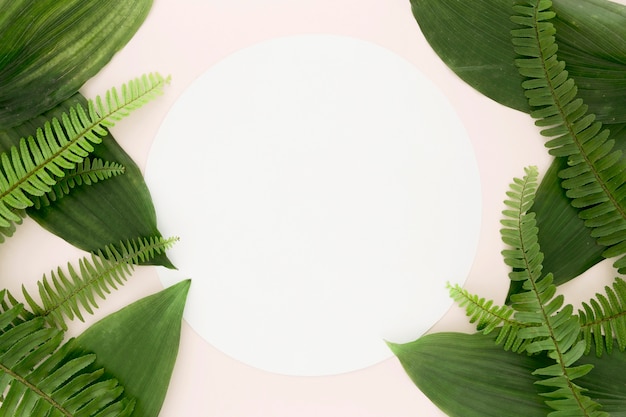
73;279;191;417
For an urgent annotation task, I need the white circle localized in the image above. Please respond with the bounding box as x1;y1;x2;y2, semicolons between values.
145;35;481;376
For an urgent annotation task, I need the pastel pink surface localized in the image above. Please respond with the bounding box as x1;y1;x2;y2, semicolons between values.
81;0;542;416
4;0;621;416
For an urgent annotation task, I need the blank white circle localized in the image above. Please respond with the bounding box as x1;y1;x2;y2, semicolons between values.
145;34;481;376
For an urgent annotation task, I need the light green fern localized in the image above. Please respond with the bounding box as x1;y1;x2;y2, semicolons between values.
579;277;626;357
22;236;179;330
447;284;530;352
0;73;169;229
0;158;126;243
32;158;125;209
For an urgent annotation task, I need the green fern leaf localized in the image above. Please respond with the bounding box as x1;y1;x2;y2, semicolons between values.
31;158;125;210
579;277;626;357
512;0;626;275
0;158;124;243
22;236;179;330
448;283;531;352
500;164;606;416
0;73;169;229
0;290;134;416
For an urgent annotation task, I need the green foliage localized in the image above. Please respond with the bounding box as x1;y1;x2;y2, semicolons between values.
0;0;154;128
448;284;529;351
511;0;626;275
0;158;125;242
0;1;187;416
389;332;626;417
0;290;135;417
74;280;191;417
410;0;626;288
32;158;126;210
500;165;604;416
396;0;626;416
579;277;626;357
22;236;179;331
22;93;174;268
0;73;169;230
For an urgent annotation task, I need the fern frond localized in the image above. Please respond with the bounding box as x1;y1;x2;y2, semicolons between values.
23;236;179;330
0;73;169;229
448;283;531;352
501;165;605;416
0;291;134;416
0;158;124;243
579;277;626;357
512;0;626;275
32;158;125;209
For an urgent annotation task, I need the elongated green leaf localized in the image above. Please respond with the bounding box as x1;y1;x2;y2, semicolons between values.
72;280;191;417
0;0;153;128
410;0;626;124
0;93;173;267
411;0;626;287
389;332;626;417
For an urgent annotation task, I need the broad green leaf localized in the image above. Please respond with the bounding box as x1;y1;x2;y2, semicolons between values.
410;0;626;287
410;0;626;124
0;93;173;267
72;280;191;417
389;332;626;417
0;0;153;128
388;332;551;417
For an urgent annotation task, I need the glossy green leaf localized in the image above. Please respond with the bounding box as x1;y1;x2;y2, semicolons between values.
388;332;626;417
0;93;173;267
72;280;191;417
410;0;626;287
0;0;153;128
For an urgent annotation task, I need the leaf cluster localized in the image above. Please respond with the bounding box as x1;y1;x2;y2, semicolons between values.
442;1;626;416
0;1;189;416
393;0;626;416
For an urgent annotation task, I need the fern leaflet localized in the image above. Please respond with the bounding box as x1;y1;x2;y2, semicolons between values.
0;73;169;229
22;236;179;330
31;158;125;209
448;283;531;352
579;277;626;357
0;158;125;243
0;290;134;416
511;0;626;274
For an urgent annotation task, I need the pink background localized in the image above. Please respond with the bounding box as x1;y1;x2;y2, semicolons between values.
1;0;622;416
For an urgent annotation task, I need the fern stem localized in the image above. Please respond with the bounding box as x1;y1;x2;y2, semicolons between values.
0;357;74;417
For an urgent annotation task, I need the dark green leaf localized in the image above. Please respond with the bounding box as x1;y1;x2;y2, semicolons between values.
72;280;191;417
389;332;626;417
388;332;551;417
0;93;173;267
410;0;626;124
0;0;153;128
410;0;626;289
